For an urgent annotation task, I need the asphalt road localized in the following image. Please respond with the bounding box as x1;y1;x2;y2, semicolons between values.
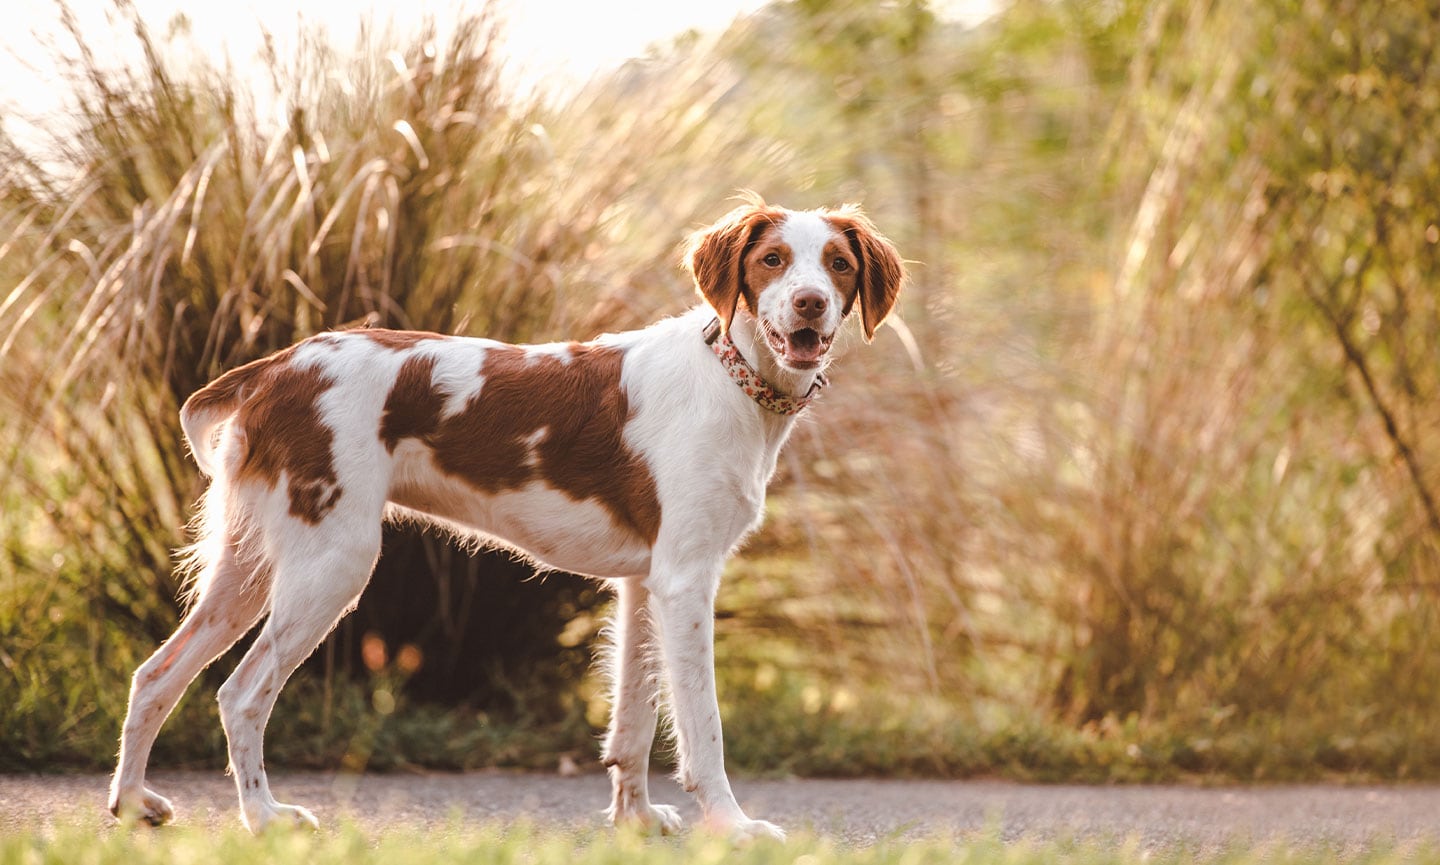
4;771;1439;851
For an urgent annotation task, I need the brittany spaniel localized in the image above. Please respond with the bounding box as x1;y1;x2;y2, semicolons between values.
108;196;905;841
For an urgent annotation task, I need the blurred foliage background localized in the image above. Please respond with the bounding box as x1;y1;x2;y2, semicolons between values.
4;0;1440;780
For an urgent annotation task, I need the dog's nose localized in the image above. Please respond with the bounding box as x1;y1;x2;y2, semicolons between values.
792;288;827;321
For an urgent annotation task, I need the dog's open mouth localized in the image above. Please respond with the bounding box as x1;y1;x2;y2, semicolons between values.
763;325;834;369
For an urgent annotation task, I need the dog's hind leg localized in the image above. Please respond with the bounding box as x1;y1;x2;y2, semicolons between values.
215;517;382;834
109;537;270;825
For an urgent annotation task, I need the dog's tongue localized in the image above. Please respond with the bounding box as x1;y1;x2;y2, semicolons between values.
786;329;825;363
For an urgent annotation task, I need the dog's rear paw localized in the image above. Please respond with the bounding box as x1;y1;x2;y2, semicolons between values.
109;787;175;826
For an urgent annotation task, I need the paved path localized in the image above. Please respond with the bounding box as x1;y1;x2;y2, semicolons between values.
3;771;1439;851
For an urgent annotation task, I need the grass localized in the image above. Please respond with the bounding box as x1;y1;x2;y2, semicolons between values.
3;821;1437;865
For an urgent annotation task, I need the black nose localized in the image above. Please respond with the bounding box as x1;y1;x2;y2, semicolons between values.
792;288;827;321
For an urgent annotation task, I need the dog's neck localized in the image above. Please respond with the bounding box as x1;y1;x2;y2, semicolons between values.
725;312;825;403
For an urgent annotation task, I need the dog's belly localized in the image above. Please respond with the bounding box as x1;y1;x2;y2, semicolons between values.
386;461;653;578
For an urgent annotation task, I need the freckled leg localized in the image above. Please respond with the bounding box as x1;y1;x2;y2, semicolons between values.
109;545;269;825
648;562;784;842
602;578;682;833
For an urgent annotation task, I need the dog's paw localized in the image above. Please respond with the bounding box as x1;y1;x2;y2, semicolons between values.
109;787;175;826
645;803;685;835
714;817;786;843
608;802;685;835
243;801;320;835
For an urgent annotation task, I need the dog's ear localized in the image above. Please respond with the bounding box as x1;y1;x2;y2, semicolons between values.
829;208;905;342
685;199;776;333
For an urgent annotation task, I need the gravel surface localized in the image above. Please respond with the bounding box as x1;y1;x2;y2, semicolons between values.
4;771;1439;851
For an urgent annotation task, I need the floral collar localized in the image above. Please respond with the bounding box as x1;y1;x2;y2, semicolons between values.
703;318;826;416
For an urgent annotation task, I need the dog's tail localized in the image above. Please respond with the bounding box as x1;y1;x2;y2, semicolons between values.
179;350;288;477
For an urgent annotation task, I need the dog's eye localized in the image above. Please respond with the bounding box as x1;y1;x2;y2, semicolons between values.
832;258;851;272
762;253;782;267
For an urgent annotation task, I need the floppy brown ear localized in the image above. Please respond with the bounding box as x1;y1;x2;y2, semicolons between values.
684;200;777;333
829;208;905;342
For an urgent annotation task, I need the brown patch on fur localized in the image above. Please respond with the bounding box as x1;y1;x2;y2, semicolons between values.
180;345;299;424
740;226;791;301
822;209;906;341
379;355;444;452
379;343;661;545
685;197;787;333
219;352;341;524
181;344;340;523
355;328;446;352
821;237;861;311
183;342;342;523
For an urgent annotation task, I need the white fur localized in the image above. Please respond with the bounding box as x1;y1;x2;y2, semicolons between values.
755;211;849;342
109;205;881;842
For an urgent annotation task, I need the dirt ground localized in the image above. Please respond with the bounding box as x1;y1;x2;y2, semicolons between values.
4;771;1439;851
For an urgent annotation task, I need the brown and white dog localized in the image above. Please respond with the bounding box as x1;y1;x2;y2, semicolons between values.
108;196;904;840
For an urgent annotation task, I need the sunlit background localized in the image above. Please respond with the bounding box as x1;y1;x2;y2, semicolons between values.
2;0;998;111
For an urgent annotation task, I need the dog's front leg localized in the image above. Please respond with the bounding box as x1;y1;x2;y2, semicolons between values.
648;561;784;842
602;577;683;834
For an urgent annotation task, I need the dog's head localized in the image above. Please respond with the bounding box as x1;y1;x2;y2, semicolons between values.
685;194;905;371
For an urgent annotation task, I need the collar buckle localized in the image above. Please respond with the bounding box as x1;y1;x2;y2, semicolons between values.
702;317;722;345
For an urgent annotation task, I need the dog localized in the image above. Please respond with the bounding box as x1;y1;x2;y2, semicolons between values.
108;195;904;840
